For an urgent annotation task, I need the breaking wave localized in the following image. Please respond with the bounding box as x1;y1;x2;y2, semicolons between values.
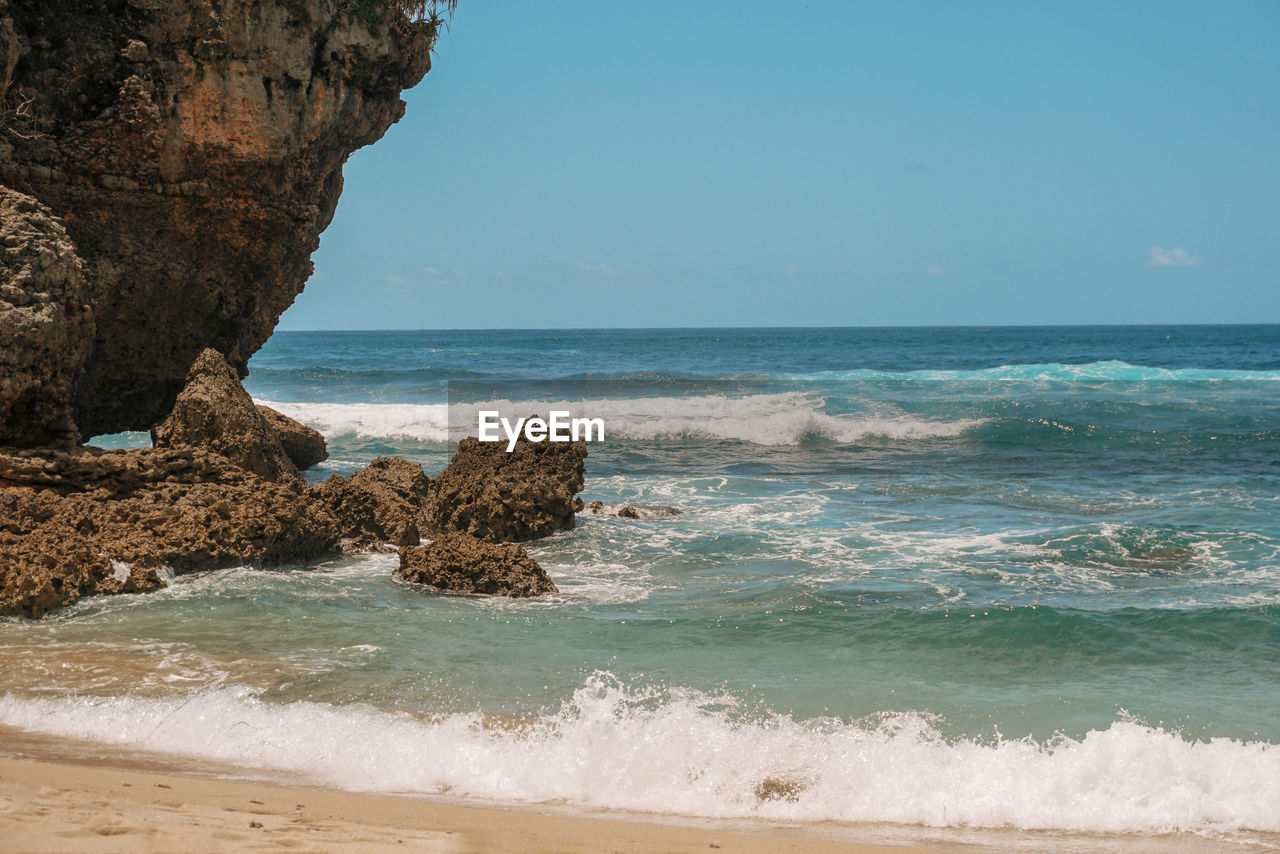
1;674;1277;836
256;394;980;447
789;360;1280;382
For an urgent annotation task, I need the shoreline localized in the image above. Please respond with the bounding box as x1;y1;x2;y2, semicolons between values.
1;727;1267;854
0;755;956;854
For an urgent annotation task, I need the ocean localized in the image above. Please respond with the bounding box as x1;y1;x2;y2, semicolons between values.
2;325;1278;848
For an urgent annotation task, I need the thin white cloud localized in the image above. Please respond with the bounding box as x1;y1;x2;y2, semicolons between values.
785;262;798;276
924;265;949;277
577;261;615;275
1147;246;1202;268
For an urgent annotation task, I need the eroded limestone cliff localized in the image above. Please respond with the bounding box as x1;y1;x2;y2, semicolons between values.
0;0;435;442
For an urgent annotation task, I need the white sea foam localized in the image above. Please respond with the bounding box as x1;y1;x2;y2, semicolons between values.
256;400;451;443
789;360;1280;383
0;675;1276;836
256;394;980;446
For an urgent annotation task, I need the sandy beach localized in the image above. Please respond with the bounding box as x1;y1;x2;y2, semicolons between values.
0;755;969;854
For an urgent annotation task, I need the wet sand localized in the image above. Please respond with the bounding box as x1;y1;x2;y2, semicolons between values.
0;756;961;854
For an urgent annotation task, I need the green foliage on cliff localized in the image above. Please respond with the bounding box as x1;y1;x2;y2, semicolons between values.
395;0;459;20
350;0;457;51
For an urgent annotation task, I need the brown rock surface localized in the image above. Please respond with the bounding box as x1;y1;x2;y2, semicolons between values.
0;188;93;447
152;349;300;484
1;443;246;494
257;405;328;471
0;446;337;618
314;456;430;550
428;435;587;543
0;0;442;439
395;531;557;597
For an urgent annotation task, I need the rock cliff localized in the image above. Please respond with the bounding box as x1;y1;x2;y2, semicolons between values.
0;187;92;446
0;0;437;442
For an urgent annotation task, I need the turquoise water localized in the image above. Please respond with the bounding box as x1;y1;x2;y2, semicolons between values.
2;325;1278;839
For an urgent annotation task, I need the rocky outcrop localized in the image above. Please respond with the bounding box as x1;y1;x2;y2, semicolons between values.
395;531;557;597
0;188;93;447
0;445;337;618
314;455;430;550
152;348;300;484
0;2;471;619
258;405;327;471
428;435;587;543
0;0;440;439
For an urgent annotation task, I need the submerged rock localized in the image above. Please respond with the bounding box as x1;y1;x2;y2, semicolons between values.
0;446;337;619
0;188;94;447
395;531;557;597
314;456;431;551
428;435;586;542
754;776;805;803
257;405;327;471
152;349;300;484
581;501;682;519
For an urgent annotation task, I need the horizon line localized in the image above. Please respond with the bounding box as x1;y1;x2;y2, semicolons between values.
273;321;1280;333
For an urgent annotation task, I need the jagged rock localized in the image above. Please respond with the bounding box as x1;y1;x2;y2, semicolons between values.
0;446;337;619
0;188;94;447
0;1;440;438
257;405;327;471
152;348;300;484
314;456;430;550
617;505;639;519
395;531;557;597
428;435;587;543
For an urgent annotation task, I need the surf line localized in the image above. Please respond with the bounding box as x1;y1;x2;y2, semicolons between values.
477;411;605;452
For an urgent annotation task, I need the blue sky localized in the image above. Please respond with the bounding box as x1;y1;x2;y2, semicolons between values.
280;0;1280;329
